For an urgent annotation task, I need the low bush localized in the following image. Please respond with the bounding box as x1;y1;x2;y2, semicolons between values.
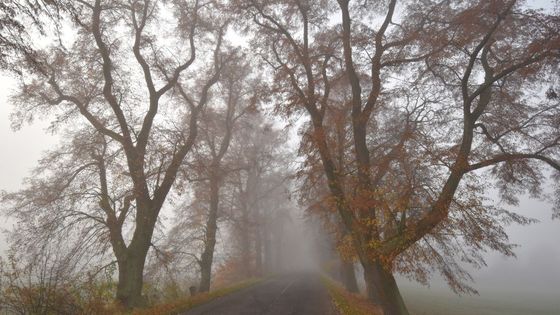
321;276;382;315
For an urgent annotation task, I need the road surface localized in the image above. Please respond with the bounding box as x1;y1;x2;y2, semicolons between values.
182;273;337;315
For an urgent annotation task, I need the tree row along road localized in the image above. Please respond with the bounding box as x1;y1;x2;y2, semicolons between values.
182;273;337;315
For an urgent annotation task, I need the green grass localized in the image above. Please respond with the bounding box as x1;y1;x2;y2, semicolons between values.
400;286;560;315
321;278;559;315
130;278;263;315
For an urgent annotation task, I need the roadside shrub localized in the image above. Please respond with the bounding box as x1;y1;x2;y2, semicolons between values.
0;252;121;314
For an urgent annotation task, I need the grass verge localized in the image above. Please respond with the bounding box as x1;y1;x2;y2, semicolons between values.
321;276;382;315
130;278;263;315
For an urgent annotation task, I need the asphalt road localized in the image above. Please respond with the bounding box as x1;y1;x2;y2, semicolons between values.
181;273;337;315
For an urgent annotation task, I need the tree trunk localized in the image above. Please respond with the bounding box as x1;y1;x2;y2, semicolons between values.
274;221;283;272
255;223;263;276
115;245;150;308
263;221;272;273
362;261;409;315
340;259;359;293
113;201;158;309
239;203;252;278
199;175;220;293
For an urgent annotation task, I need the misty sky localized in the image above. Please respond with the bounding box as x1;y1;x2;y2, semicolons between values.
1;0;559;300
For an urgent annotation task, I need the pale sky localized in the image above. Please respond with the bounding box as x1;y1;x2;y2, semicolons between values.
0;76;59;252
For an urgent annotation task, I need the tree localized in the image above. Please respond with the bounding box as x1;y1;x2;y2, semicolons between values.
225;115;291;277
174;57;258;293
238;0;560;314
195;59;273;292
0;229;120;314
297;77;359;292
1;128;131;282
164;112;292;287
6;0;234;308
0;0;62;73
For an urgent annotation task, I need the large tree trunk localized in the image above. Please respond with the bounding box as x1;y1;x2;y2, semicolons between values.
113;202;157;309
199;176;220;292
116;253;147;308
340;259;359;293
362;261;409;315
114;226;153;309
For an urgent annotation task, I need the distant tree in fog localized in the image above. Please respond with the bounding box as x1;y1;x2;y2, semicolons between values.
164;57;261;293
165;111;294;286
225;115;292;279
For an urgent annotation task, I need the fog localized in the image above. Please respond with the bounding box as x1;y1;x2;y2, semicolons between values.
2;72;559;302
0;78;57;252
3;90;559;314
0;69;560;297
1;1;559;314
397;198;560;314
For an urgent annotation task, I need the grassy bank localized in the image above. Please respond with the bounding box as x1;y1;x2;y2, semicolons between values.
321;276;382;315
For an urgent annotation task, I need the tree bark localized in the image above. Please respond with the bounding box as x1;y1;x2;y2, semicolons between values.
263;220;272;273
340;259;359;293
239;199;252;278
113;201;158;309
363;261;409;315
199;175;220;292
116;253;147;308
255;221;263;275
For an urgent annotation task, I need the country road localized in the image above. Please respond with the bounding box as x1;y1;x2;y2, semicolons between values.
181;273;338;315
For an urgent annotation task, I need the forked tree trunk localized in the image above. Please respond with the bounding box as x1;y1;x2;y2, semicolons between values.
199;176;220;293
112;202;158;309
115;233;153;309
340;259;359;293
362;261;409;315
116;254;146;308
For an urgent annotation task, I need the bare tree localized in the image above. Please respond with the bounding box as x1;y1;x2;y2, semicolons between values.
163;111;291;288
0;0;66;73
171;58;258;292
225;116;291;278
6;0;233;308
237;0;560;314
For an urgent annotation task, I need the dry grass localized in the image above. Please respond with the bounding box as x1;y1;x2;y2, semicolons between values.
322;276;383;315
